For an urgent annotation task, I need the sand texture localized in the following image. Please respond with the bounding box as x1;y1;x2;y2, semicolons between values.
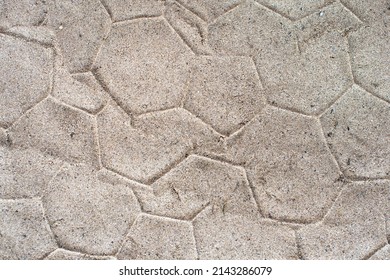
1;0;389;260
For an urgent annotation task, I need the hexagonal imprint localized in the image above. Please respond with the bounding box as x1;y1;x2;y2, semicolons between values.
0;198;57;259
117;214;197;259
297;180;389;259
103;0;165;22
0;34;53;128
42;163;141;255
227;106;341;222
45;0;111;72
0;0;388;261
134;155;257;220
193;207;298;259
321;85;390;178
8;98;99;167
97;102;224;183
184;56;266;135
95;18;193;114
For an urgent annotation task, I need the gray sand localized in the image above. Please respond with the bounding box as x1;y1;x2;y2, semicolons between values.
0;0;389;260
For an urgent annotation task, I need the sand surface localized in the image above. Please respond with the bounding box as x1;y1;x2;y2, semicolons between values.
0;0;389;260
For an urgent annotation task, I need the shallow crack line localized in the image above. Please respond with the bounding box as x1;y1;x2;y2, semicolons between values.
94;101;109;116
191;204;212;223
266;214;314;225
114;215;139;257
190;223;200;260
90;69;134;120
338;0;364;24
250;56;266;89
115;235;136;259
43;248;115;260
316;83;353;118
354;83;390;105
143;212;192;223
294;230;305;260
49;96;95;117
321;186;345;222
99;167;153;191
147;149;192;185
185;203;210;222
362;242;388;260
345;176;390;182
193;154;244;170
38;195;61;249
226;112;261;140
112;15;163;26
172;0;207;24
253;0;295;21
103;165;150;187
294;32;303;54
130;188;145;213
6;96;49;130
99;0;113;20
0;30;54;49
208;0;245;25
164;15;200;55
163;17;196;55
316;117;344;176
39;248;57;260
267;102;313;118
90;20;112;71
345;33;358;80
344;33;357;84
192;152;246;169
37;10;48;26
134;106;180;118
181;107;228;137
175;0;207;22
242;170;267;218
261;218;306;229
93;116;103;170
49;51;56;97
